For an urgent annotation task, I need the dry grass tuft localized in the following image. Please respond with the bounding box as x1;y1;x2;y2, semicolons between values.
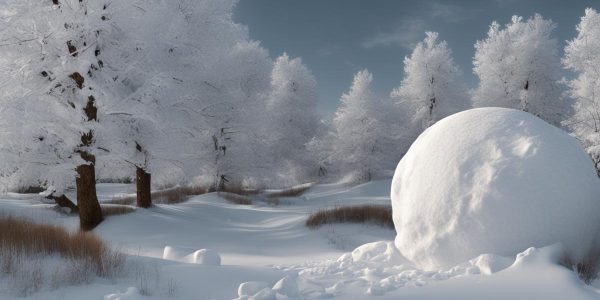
14;186;46;194
306;204;394;229
218;192;252;205
152;185;207;204
100;204;135;217
0;216;99;259
266;183;313;198
220;185;262;196
105;196;135;206
97;177;133;184
0;216;124;275
108;185;208;206
561;252;600;284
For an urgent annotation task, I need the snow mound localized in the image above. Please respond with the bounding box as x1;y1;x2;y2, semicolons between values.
469;254;513;275
163;246;221;265
162;245;187;260
292;241;514;298
272;275;300;298
189;249;221;266
350;241;408;265
391;107;600;270
104;287;144;300
236;281;271;299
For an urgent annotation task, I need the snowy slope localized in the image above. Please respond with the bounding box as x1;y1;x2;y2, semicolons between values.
0;180;598;299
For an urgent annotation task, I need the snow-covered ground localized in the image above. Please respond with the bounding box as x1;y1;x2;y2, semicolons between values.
0;180;599;299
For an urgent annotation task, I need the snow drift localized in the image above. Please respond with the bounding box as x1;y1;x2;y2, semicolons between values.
391;107;600;270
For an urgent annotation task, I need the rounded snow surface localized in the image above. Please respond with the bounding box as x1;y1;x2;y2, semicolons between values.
391;107;600;270
191;249;221;266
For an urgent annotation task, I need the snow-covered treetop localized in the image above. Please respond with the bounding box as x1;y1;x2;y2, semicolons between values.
472;14;565;125
564;8;600;73
391;32;466;131
269;53;317;110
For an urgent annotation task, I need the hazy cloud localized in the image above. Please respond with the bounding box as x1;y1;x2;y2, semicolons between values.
428;2;472;23
362;1;479;50
361;19;428;50
315;44;339;57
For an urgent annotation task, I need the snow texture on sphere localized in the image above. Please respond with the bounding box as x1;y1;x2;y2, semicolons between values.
391;107;600;270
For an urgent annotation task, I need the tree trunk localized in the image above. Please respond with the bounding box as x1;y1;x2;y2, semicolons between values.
136;167;152;208
76;156;102;231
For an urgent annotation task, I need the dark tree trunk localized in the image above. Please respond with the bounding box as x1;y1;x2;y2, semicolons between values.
76;155;102;231
75;84;103;230
136;167;152;208
56;0;102;231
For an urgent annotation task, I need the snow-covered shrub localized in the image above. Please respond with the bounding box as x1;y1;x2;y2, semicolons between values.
391;108;600;270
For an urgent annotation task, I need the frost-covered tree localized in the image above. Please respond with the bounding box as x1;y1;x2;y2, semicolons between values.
391;32;468;133
472;14;566;125
204;41;273;190
330;70;390;182
97;0;273;199
94;0;237;206
563;8;600;172
121;0;272;192
266;53;319;185
306;119;333;180
0;0;114;229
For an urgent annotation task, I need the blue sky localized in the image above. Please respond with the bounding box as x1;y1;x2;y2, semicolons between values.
234;0;598;116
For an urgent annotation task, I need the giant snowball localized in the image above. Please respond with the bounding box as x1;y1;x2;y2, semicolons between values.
391;107;600;270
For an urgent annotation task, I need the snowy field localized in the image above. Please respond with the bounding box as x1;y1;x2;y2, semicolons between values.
0;179;598;300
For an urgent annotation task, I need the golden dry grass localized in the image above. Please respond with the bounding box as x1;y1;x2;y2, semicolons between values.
306;204;394;229
105;197;135;206
218;192;252;205
220;185;262;196
15;186;45;194
265;183;313;198
152;185;207;204
100;204;135;217
0;215;124;278
108;185;208;206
